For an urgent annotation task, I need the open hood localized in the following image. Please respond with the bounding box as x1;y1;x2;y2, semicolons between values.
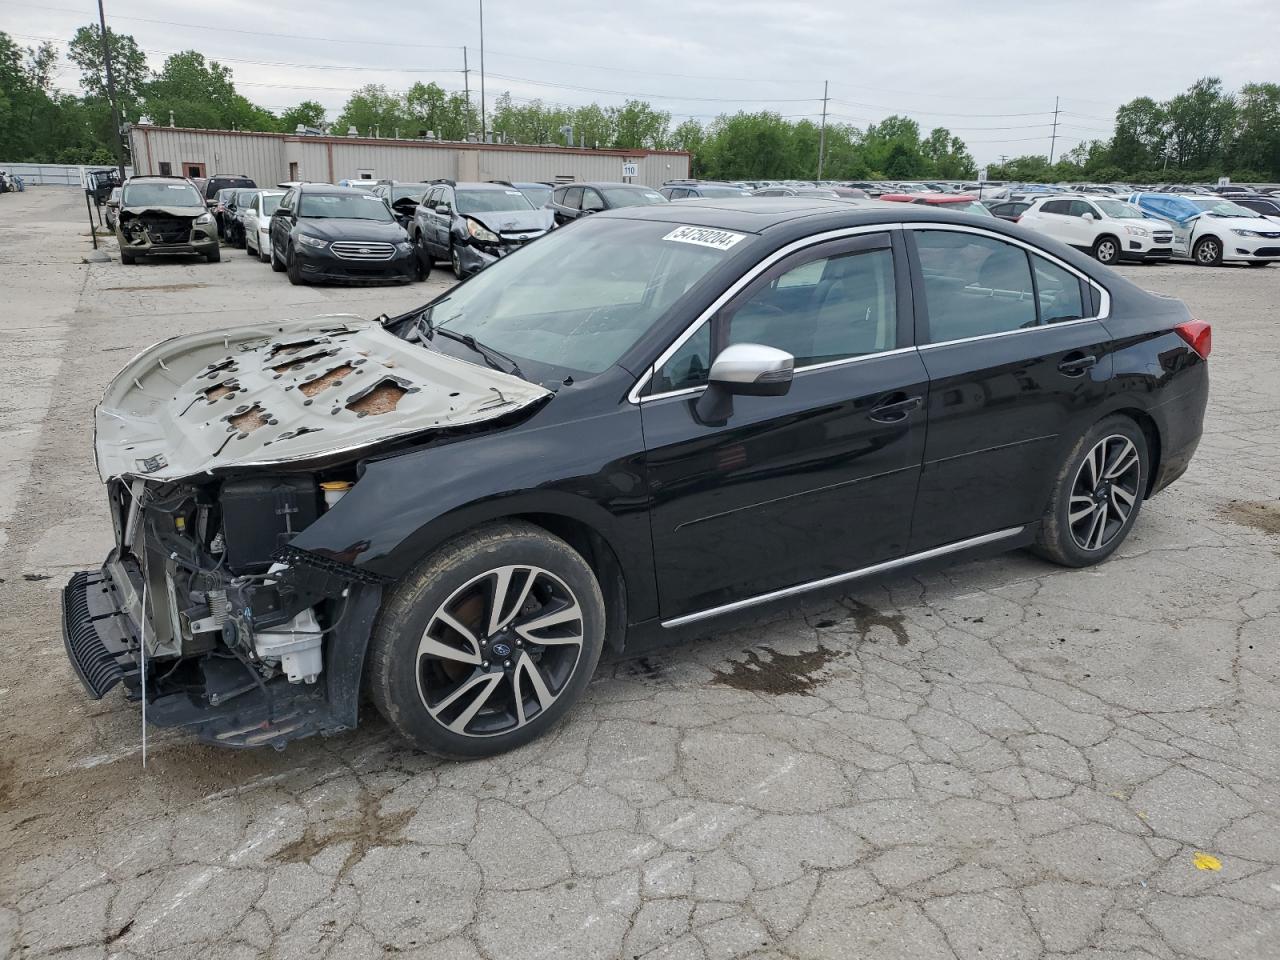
95;315;551;483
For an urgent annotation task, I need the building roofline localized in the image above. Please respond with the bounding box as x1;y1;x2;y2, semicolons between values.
129;125;690;159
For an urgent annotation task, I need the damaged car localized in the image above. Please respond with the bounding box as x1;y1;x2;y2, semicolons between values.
410;179;554;280
116;176;220;265
65;199;1209;758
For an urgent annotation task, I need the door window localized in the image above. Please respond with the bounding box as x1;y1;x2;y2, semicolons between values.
1067;200;1095;218
582;189;605;212
1031;255;1086;323
1039;199;1070;215
562;186;583;210
652;241;898;393
914;231;1037;341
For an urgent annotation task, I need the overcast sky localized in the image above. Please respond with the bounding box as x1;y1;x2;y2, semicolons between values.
4;0;1278;164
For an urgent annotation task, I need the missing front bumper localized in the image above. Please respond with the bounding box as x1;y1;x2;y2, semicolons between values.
62;569;139;699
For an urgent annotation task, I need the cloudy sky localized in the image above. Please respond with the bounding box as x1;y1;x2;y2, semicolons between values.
4;0;1277;163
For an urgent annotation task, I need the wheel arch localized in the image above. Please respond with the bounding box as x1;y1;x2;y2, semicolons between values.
1109;406;1162;498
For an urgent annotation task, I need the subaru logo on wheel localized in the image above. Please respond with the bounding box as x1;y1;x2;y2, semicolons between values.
490;641;512;658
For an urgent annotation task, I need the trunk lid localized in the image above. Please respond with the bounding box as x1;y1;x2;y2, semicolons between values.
95;315;551;482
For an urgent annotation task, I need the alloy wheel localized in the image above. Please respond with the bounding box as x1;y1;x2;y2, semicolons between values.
1197;240;1220;264
1068;435;1141;552
416;565;585;737
1097;239;1117;263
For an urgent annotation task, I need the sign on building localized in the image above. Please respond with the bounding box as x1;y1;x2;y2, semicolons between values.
622;162;639;179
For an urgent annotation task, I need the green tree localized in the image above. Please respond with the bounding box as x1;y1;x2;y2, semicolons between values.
1110;96;1166;170
608;99;670;149
1164;77;1236;171
331;83;406;137
1230;82;1280;179
279;100;327;133
403;82;476;140
142;51;276;131
68;24;148;113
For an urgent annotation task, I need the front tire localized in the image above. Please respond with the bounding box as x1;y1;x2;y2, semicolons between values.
450;243;465;281
1092;235;1120;266
1193;236;1223;266
286;246;305;285
1033;415;1148;567
368;522;606;758
205;246;221;263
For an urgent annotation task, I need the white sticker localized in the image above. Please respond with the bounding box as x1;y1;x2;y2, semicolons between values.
644;193;662;200
363;195;377;201
167;184;188;189
662;225;747;251
505;189;522;195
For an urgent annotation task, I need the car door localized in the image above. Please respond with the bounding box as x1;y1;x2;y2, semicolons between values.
430;186;453;255
243;195;259;250
640;230;930;623
1029;199;1079;247
415;187;437;249
270;189;296;258
558;186;583;223
904;225;1113;550
582;188;606;215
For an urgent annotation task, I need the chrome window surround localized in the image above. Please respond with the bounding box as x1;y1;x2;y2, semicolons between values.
628;221;1110;404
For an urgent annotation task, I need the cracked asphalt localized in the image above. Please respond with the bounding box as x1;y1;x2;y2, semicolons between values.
2;187;1278;960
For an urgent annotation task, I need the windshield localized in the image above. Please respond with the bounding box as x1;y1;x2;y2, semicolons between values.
943;200;992;216
393;185;429;202
456;189;535;214
517;185;552;207
601;187;666;206
1188;198;1262;218
260;194;283;215
122;182;204;208
235;190;257;205
1094;199;1147;220
420;218;744;377
299;193;394;221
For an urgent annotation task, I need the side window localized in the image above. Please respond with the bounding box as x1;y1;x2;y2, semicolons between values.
440;188;454;211
582;188;605;212
1040;199;1068;215
279;189;295;211
562;186;583;210
724;246;898;365
654;323;712;393
914;231;1037;342
1032;255;1086;324
1068;200;1095;218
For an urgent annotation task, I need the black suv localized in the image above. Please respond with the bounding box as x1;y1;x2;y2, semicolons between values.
411;180;554;280
268;184;416;285
201;174;257;207
548;181;667;225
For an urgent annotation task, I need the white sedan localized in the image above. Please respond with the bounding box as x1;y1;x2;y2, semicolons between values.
242;189;286;262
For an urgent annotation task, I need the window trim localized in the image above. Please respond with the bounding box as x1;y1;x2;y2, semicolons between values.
629;224;904;404
902;223;1109;350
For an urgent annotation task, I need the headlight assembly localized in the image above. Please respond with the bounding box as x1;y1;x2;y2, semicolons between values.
1124;225;1150;237
194;213;213;226
297;234;329;249
1231;229;1263;238
466;219;500;243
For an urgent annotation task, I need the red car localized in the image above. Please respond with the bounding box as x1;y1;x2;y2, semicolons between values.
879;193;993;217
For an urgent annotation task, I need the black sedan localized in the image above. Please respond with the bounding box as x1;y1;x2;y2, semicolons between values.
268;184;417;285
62;198;1209;759
549;181;667;224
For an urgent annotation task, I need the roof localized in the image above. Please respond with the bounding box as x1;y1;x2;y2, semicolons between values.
599;195;990;233
879;193;978;205
560;181;656;189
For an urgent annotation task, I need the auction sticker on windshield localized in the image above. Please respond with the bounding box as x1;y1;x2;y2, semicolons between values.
663;225;748;251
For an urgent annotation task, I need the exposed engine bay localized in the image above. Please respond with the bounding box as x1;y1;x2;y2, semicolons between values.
63;314;550;748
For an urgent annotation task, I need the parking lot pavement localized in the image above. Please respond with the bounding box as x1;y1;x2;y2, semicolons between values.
1;186;1277;960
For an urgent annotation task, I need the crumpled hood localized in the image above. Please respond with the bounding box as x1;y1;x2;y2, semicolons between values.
119;205;205;219
296;218;408;242
468;207;554;235
95;315;550;483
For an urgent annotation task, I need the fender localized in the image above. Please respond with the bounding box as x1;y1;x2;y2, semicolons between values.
287;398;660;623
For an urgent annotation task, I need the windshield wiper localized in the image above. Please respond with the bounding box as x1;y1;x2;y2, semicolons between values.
436;328;525;381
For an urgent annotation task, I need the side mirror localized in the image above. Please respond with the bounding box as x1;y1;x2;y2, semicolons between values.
435;204;450;215
694;343;794;424
1082;212;1096;221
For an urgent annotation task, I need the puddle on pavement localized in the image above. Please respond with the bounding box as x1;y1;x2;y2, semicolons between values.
1218;500;1280;536
270;793;412;877
710;645;842;695
813;600;910;646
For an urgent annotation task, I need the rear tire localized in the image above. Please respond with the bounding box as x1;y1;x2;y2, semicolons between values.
1033;415;1148;568
1193;236;1223;266
368;521;606;758
1092;235;1120;266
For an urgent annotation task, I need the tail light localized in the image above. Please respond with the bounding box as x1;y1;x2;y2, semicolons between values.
1174;320;1212;359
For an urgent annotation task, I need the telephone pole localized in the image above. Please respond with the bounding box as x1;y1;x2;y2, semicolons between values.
1048;95;1060;166
817;80;829;180
462;46;471;128
478;0;487;142
96;0;127;183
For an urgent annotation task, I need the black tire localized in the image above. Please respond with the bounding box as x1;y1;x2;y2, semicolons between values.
245;240;255;256
120;250;135;265
286;246;305;285
1033;415;1148;568
413;232;431;277
205;246;221;264
270;241;286;272
1193;236;1223;267
1092;234;1120;266
368;521;606;758
450;243;465;281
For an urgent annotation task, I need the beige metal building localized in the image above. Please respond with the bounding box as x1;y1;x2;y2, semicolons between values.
127;125;689;188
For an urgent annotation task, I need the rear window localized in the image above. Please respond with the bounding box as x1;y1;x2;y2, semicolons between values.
207;177;255;196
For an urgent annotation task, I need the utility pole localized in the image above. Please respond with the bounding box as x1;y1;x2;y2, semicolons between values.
1048;95;1060;166
96;0;127;183
817;80;829;180
462;46;471;133
478;0;487;142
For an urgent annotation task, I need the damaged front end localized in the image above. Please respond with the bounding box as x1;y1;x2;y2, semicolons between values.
63;315;550;748
117;204;218;258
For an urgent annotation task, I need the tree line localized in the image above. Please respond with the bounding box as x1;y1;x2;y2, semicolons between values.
2;25;1277;184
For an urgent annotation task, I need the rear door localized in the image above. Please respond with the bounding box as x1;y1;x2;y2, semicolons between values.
904;225;1113;550
641;229;929;623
